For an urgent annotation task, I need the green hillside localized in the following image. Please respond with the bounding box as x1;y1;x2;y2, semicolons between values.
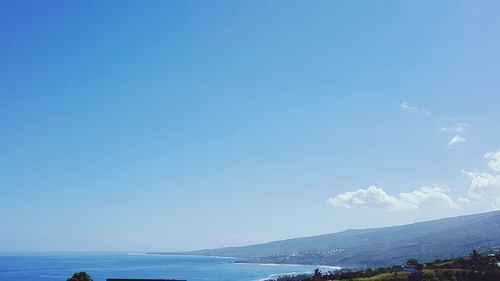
268;250;500;281
188;211;500;267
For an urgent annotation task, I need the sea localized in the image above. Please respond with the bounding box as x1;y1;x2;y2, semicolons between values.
0;253;340;281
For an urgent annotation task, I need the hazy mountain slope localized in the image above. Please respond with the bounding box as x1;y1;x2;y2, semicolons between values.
188;211;500;267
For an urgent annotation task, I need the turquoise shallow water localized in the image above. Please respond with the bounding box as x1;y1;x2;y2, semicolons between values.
0;253;339;281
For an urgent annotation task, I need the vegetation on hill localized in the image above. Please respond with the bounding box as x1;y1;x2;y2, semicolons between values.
267;250;500;281
189;211;500;267
67;272;93;281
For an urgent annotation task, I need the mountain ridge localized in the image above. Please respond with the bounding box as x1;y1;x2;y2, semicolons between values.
183;211;500;267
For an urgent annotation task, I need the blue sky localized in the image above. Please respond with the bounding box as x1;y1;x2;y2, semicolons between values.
1;1;500;252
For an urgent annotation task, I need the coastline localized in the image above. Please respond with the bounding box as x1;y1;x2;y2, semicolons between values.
1;252;341;281
147;252;342;270
146;252;243;259
235;261;341;270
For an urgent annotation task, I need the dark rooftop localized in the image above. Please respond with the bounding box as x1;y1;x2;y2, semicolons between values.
107;279;186;281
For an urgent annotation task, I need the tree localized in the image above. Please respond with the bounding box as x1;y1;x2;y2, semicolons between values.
67;272;93;281
407;259;419;266
416;263;424;271
470;250;481;262
312;268;322;281
406;258;424;272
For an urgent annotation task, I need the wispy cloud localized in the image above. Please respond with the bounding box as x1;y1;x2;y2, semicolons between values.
327;185;458;211
399;102;470;149
401;102;418;111
447;135;466;148
439;123;468;135
439;123;468;148
401;102;430;114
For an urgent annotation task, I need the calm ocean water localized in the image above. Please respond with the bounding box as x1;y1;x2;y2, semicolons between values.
0;253;339;281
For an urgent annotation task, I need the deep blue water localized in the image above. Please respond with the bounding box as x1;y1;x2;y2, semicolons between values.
0;253;339;281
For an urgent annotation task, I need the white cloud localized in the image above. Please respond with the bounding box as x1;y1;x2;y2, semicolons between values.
401;102;430;114
484;150;500;172
447;135;466;148
439;123;468;135
399;185;459;209
458;197;471;203
327;185;458;211
462;170;500;209
439;123;468;148
402;102;419;111
328;150;500;213
462;150;500;209
327;186;413;211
